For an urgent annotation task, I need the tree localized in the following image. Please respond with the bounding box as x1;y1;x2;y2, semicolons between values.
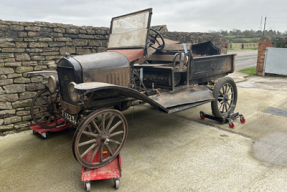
219;29;228;36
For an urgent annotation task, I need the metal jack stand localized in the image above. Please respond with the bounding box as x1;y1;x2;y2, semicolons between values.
199;111;245;128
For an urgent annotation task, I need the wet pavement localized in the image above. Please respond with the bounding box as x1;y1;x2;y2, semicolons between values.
237;75;287;91
1;68;287;191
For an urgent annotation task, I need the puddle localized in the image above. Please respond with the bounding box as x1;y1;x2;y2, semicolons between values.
253;132;287;166
264;107;287;118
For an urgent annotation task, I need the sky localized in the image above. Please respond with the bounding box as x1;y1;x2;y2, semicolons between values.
0;0;286;33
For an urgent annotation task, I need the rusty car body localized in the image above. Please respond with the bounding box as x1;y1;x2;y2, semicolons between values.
27;8;237;169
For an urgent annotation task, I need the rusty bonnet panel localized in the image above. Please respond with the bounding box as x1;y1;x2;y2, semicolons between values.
72;52;130;86
73;52;129;71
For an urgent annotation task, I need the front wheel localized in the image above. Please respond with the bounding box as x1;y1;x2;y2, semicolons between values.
30;88;67;129
211;77;238;118
73;109;128;169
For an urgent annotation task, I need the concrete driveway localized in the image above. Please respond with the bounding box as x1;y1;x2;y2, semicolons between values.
1;73;287;192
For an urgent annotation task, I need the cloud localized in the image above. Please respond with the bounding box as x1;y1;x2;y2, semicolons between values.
0;0;286;32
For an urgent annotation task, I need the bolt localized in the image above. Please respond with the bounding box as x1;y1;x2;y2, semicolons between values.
104;139;109;144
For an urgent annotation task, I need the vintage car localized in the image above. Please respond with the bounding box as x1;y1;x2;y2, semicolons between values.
27;8;238;169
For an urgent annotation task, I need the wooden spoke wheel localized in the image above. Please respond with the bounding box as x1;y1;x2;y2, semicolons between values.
30;88;66;129
73;109;128;169
211;77;238;118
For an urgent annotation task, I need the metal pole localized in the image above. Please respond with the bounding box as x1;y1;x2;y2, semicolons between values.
259;16;262;32
263;17;267;36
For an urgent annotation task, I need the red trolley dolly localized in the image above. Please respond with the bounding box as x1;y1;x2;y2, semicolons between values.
82;150;122;191
199;111;245;128
29;119;70;139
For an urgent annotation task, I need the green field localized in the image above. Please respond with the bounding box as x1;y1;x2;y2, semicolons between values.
231;37;260;42
228;43;258;50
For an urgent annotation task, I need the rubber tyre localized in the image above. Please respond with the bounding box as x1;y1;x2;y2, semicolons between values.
41;133;49;139
84;181;91;192
30;88;66;129
211;77;238;118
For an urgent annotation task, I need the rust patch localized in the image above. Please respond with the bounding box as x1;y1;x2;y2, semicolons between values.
108;49;144;62
83;67;130;87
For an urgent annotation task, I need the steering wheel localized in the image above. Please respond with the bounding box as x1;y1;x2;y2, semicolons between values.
149;28;165;50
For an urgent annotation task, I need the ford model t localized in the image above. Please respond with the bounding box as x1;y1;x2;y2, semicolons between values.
27;8;238;169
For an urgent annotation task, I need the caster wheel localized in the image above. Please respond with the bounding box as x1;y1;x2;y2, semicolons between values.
240;117;246;123
229;122;235;128
32;130;37;134
200;112;205;120
114;178;120;189
41;133;49;139
84;181;91;192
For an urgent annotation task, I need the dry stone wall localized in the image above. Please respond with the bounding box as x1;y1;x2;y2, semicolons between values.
0;19;109;135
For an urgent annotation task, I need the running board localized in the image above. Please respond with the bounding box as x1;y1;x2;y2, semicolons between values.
166;100;213;114
148;85;214;109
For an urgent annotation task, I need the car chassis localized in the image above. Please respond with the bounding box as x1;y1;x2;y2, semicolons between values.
27;8;238;169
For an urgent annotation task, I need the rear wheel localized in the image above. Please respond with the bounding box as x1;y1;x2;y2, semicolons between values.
30;88;67;129
73;109;128;169
211;77;238;118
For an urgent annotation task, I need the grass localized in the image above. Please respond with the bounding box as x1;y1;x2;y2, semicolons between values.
234;38;252;42
244;47;258;50
238;66;257;76
227;47;258;51
243;38;252;41
232;38;260;43
232;43;258;46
